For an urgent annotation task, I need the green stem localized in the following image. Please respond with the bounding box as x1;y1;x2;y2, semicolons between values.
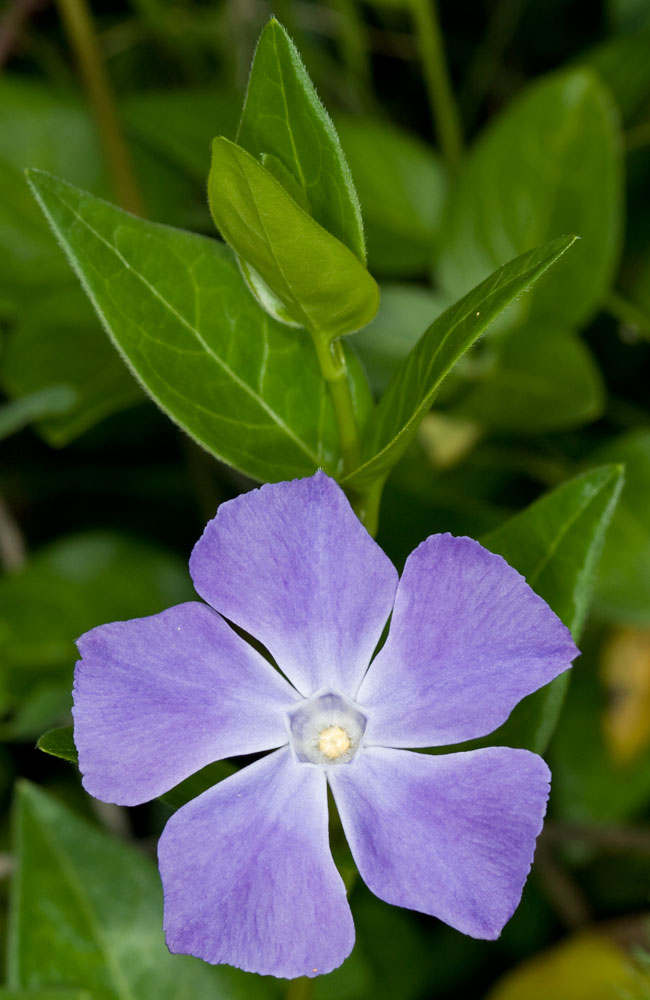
309;333;388;535
310;333;361;475
285;978;312;1000
349;474;386;540
56;0;144;215
411;0;463;171
606;291;650;340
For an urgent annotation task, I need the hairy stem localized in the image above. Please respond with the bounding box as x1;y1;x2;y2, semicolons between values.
411;0;463;171
309;333;388;535
56;0;143;215
310;333;361;476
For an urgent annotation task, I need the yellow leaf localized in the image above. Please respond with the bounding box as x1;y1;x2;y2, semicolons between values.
601;627;650;765
485;932;642;1000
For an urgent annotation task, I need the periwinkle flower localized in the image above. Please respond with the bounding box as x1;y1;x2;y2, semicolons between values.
73;472;578;979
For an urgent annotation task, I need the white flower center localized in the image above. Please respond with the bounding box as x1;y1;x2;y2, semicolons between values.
318;725;352;759
287;690;367;767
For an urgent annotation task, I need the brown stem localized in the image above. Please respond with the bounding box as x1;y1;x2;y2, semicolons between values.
534;839;592;929
0;493;26;571
543;821;650;854
56;0;143;215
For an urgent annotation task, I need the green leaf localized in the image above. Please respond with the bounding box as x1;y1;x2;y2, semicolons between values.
0;386;76;441
26;170;372;481
437;69;622;328
1;286;143;446
334;113;447;277
34;727;235;811
259;153;311;212
159;760;237;811
453;324;604;432
208;138;379;340
237;18;365;261
8;782;278;999
36;727;78;763
478;464;624;752
344;236;576;492
0;532;194;739
591;430;650;625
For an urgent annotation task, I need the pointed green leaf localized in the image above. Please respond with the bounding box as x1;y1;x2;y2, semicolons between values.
208;138;379;340
478;464;624;752
8;782;277;999
35;726;234;811
37;727;78;763
343;236;576;492
237;18;365;261
159;760;237;811
259;153;311;213
437;69;622;328
26;170;372;481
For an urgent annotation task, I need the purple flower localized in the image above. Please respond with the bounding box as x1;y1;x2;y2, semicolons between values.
73;472;578;979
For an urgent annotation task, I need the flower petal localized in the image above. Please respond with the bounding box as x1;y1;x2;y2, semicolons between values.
329;746;550;939
159;747;355;978
73;602;298;806
190;472;398;696
358;534;579;746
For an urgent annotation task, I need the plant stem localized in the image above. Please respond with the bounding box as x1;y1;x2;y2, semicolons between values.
349;474;386;539
310;333;361;476
309;333;389;535
56;0;144;215
411;0;463;171
0;493;26;571
285;978;312;1000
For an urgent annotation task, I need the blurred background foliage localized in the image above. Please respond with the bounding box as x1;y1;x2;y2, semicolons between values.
1;0;650;996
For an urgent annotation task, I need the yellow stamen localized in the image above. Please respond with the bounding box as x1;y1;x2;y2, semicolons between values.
318;725;351;760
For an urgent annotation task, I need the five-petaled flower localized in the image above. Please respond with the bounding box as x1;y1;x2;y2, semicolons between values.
73;472;579;979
